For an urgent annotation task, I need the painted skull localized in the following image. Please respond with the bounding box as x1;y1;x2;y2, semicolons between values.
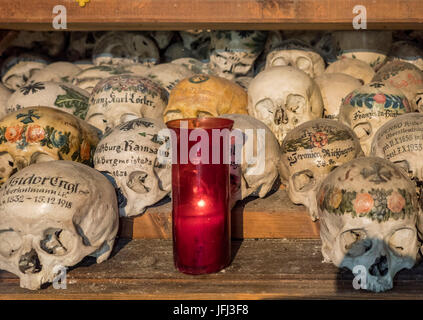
265;39;326;78
0;106;100;185
163;74;248;122
209;31;267;80
325;57;375;84
94;118;171;217
179;30;211;61
6;81;90;119
28;62;82;84
339;82;411;156
147;63;194;93
248;66;324;145
86;75;168;134
0;160;118;290
318;157;420;292
280;119;363;220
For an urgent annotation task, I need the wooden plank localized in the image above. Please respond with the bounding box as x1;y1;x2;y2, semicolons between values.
0;0;422;31
1;239;423;299
119;187;321;240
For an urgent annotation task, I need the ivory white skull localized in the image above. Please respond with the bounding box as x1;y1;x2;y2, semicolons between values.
1;54;49;91
179;30;211;61
222;114;280;202
147;63;194;93
314;73;362;119
0;106;100;185
0;160;119;290
280;119;363;220
339;82;411;156
318;157;420;292
94;118;171;217
209;31;267;80
28;62;82;84
333;31;393;70
6;81;89;119
388;41;423;71
372;61;423;112
11;31;65;57
163;74;248;122
248;66;324;145
265;39;326;78
325;58;375;84
92;32;159;66
0;84;11;118
86;75;168;133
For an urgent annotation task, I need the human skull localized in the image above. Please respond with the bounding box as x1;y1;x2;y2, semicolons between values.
11;31;65;57
28;62;82;84
314;73;362;119
325;58;375;84
318;157;420;292
209;31;267;80
163;42;193;62
265;39;326;78
171;58;214;75
333;31;393;70
0;160;118;290
248;66;324;145
339;82;411;156
148;31;175;50
163;74;248;122
1;54;49;91
372;61;423;112
147;63;194;93
6;81;89;119
179;30;211;61
0;84;11;118
221;114;280;202
280;119;363;220
234;76;252;91
86;75;168;133
92;32;159;66
67;31;106;61
94;118;171;217
387;41;423;71
0;106;100;185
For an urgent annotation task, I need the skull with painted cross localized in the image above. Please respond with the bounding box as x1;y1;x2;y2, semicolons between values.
0;160;119;290
318;157;420;292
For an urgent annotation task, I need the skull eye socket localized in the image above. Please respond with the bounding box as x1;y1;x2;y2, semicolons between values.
40;228;75;256
340;229;372;257
286;94;306;114
388;228;416;257
271;57;288;67
164;110;183;121
87;113;108;132
0;152;17;184
295;56;312;72
255;98;275;121
0;229;22;258
353;122;372;140
127;171;151;194
291;169;315;192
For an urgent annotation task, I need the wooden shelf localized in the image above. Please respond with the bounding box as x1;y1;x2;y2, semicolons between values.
1;238;423;299
0;0;422;31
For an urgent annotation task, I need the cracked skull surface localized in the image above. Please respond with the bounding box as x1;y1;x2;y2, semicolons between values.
0;160;119;290
280;119;363;220
318;157;420;292
94;118;171;217
248;66;324;145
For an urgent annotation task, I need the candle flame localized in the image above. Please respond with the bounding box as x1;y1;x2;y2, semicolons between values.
197;199;206;207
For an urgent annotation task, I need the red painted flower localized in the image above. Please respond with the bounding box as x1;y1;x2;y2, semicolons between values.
354;193;374;214
343;93;354;105
25;125;45;143
311;132;328;148
373;93;387;104
387;191;406;213
5;125;24;143
80;140;91;161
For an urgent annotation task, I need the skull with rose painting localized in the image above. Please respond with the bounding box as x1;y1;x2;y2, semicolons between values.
0;106;100;185
318;157;420;292
339;81;411;156
280;119;363;220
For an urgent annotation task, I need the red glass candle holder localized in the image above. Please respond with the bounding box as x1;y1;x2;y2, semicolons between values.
166;117;234;275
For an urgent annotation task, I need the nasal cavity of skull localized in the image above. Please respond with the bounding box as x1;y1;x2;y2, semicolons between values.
353;122;372;140
292;169;315;192
19;249;42;274
369;255;389;277
40;229;68;255
341;229;372;257
127;171;150;194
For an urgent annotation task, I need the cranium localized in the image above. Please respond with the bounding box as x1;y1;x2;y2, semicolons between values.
148;31;175;50
265;39;326;78
325;57;375;84
248;66;324;145
0;160;118;290
339;82;411;156
318;157;420;292
92;32;159;66
0;106;100;185
94;118;171;217
147;63;194;93
6;81;89;119
280;119;363;220
163;74;247;122
86;75;168;133
387;41;423;71
28;62;82;84
314;73;362;119
67;31;106;61
209;31;267;80
372;61;423;112
179;30;211;61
